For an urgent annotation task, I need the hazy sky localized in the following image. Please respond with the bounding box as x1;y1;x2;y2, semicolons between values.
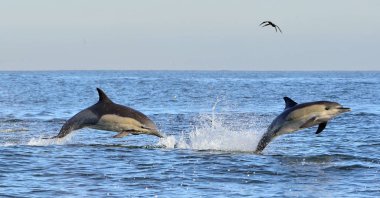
0;0;379;71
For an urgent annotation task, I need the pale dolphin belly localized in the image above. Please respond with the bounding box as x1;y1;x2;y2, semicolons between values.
90;114;153;133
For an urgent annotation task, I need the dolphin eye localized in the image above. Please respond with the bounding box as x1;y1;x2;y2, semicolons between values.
325;107;330;110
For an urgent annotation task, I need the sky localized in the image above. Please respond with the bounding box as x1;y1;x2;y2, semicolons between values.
0;0;379;71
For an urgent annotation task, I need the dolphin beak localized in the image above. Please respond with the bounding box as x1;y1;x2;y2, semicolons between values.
152;130;165;138
338;107;351;112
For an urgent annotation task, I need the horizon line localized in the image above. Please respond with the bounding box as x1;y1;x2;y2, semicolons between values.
0;68;379;72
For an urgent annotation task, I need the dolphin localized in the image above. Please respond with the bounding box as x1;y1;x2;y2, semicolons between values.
255;97;350;153
52;88;163;139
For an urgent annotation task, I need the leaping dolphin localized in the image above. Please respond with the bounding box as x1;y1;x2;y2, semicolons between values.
52;88;163;139
256;97;350;153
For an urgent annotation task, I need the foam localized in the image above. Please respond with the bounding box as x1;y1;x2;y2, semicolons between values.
0;134;73;147
158;135;177;149
27;133;74;146
0;142;18;147
158;115;264;152
158;100;267;152
0;128;29;133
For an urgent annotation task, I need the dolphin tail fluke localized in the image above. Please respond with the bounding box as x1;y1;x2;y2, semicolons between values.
45;130;74;139
49;114;82;139
54;121;78;138
255;133;274;153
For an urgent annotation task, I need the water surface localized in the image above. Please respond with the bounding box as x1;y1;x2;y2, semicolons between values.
0;71;379;197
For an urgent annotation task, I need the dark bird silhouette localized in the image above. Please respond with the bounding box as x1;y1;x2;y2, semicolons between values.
260;21;282;33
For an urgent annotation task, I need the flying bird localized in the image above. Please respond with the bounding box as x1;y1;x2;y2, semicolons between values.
260;21;282;33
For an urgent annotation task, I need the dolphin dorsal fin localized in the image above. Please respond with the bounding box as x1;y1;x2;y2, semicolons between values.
96;88;112;103
283;97;298;109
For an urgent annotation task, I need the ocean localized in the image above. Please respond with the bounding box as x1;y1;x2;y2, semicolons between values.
0;71;379;197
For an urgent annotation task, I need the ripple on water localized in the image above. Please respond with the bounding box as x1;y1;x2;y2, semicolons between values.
0;71;379;197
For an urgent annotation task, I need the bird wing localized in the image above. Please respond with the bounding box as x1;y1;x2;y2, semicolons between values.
262;23;271;27
276;25;282;33
260;21;269;26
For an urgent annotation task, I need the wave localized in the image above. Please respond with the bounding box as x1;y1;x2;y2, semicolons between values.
0;118;24;123
0;128;28;133
323;164;371;171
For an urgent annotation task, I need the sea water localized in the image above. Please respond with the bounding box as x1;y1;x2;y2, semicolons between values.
0;71;379;197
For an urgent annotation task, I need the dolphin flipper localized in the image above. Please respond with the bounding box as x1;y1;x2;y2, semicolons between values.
316;122;327;134
113;131;130;138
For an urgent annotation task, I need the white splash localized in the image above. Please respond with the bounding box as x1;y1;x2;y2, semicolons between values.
27;134;73;146
158;99;267;152
158;135;177;149
0;142;18;147
0;133;73;147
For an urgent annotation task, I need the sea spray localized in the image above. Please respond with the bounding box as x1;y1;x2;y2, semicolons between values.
0;134;74;147
183;113;262;152
158;99;268;152
158;135;176;149
27;133;74;146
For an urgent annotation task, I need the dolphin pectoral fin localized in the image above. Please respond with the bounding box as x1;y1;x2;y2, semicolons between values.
316;122;327;134
113;131;130;138
42;137;55;139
